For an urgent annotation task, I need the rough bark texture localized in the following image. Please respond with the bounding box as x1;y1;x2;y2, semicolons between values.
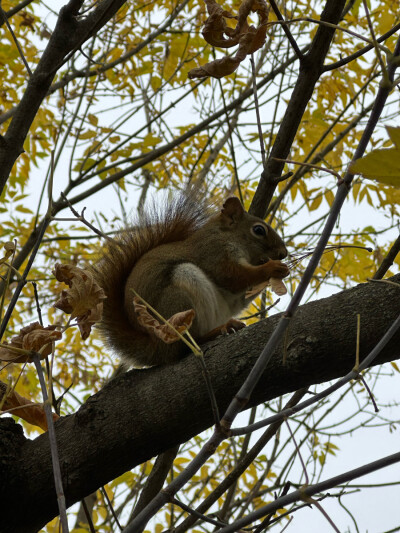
1;275;400;532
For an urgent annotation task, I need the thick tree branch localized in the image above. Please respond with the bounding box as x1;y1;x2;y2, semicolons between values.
373;233;400;280
250;0;347;218
1;275;399;532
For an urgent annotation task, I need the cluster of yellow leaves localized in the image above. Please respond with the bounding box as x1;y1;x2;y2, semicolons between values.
310;431;339;467
0;6;40;115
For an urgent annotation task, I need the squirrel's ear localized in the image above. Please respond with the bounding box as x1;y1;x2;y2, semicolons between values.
221;197;244;224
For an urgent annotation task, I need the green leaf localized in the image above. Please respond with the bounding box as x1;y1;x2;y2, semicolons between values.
350;148;400;187
350;126;400;187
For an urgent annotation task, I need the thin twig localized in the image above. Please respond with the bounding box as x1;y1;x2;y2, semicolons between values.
286;419;309;485
273;157;342;181
81;497;96;533
32;282;43;326
373;233;400;280
172;497;227;528
217;75;243;202
0;6;32;76
358;375;379;413
250;54;266;167
100;486;123;531
303;495;341;533
362;0;389;85
60;192;114;242
270;17;392;55
267;0;303;59
32;353;69;532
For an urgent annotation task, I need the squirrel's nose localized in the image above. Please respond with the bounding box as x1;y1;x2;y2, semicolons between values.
277;246;287;260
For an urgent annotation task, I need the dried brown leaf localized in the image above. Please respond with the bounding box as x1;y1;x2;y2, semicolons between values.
0;381;59;431
270;277;287;296
134;297;195;343
0;241;16;265
0;322;62;362
53;263;106;339
189;0;270;79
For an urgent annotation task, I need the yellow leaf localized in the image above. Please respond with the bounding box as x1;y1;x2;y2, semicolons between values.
79;130;97;140
387;126;400;149
325;189;335;207
350;148;400;187
15;205;33;214
309;195;322;211
391;361;400;373
97;506;107;520
151;76;162;91
88;113;98;127
352;181;361;202
143;132;162;147
174;457;190;465
350;127;400;187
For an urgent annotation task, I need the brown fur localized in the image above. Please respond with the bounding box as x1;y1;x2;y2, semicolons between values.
92;193;288;367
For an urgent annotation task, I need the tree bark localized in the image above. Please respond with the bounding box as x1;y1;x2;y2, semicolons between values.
1;275;400;532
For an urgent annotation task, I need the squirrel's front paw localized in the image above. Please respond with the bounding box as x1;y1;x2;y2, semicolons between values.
221;318;246;335
200;318;246;342
263;259;289;279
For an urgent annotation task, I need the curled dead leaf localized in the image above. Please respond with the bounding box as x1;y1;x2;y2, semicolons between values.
4;241;16;254
134;297;195;343
0;322;62;363
0;240;16;265
53;263;106;340
0;381;59;431
188;0;270;79
270;277;287;296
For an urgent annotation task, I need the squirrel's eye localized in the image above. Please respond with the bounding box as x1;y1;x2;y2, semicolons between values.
252;224;267;237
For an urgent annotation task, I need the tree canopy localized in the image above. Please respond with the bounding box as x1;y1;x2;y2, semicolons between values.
0;0;400;532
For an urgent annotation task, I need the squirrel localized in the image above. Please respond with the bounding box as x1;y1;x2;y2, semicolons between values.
92;193;289;367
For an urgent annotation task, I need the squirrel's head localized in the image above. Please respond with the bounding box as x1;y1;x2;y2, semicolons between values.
220;197;287;264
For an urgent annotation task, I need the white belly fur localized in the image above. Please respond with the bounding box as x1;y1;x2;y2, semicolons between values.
173;263;245;336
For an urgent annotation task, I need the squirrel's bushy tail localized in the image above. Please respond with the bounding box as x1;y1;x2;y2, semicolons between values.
92;192;214;363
